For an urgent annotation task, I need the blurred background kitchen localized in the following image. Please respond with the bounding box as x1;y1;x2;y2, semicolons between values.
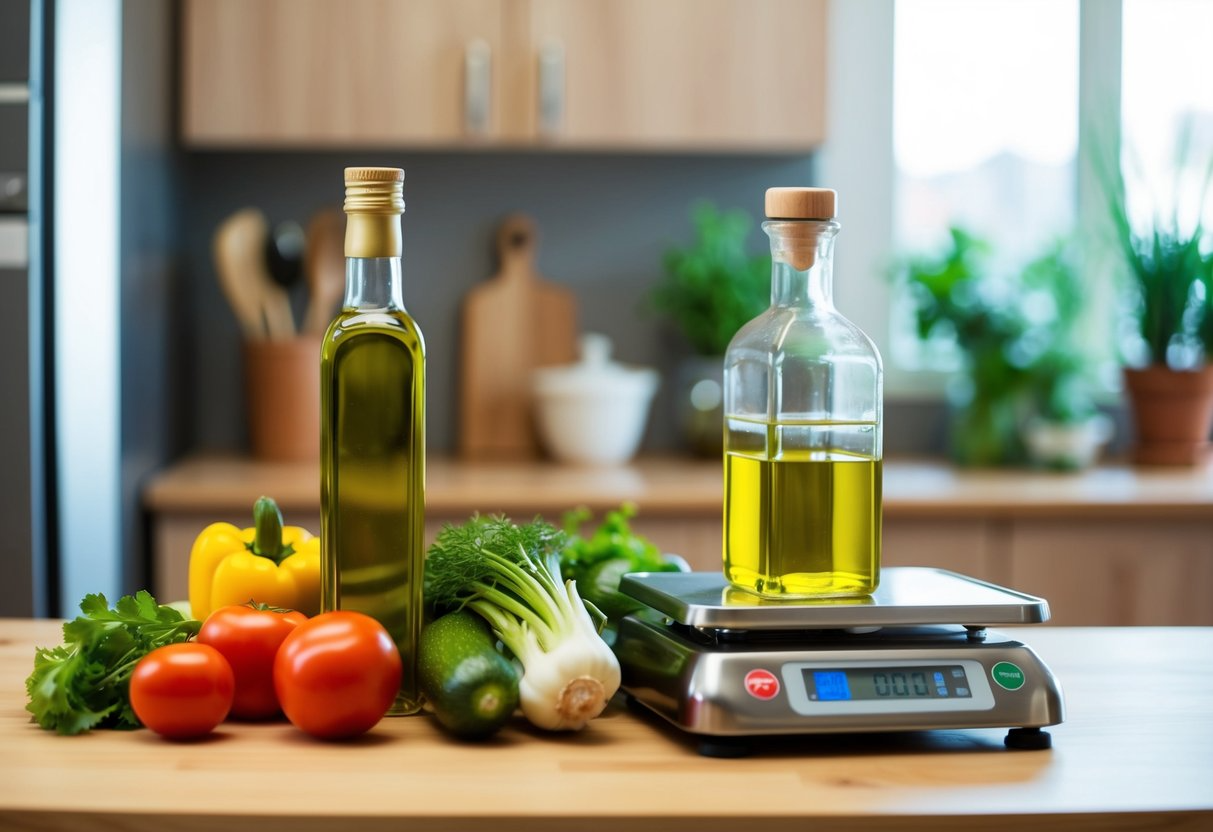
2;0;1211;624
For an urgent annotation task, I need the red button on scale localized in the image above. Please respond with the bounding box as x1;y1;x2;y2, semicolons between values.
744;669;780;700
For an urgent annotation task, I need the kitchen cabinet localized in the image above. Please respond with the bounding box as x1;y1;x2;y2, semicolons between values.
143;456;1213;626
180;0;826;151
182;0;508;146
523;0;826;150
1008;520;1213;626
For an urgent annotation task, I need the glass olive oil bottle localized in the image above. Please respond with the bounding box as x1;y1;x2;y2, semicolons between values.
723;188;883;599
321;167;425;714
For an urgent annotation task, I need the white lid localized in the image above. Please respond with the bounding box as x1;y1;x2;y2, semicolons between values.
532;333;659;399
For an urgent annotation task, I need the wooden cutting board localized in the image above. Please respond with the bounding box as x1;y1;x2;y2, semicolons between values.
460;214;578;459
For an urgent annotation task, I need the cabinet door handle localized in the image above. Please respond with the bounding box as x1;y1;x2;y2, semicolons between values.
0;83;30;105
464;39;492;137
538;41;565;138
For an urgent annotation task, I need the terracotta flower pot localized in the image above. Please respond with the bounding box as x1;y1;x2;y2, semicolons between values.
1122;365;1213;466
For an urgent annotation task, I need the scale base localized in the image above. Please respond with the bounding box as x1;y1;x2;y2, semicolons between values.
615;614;1064;756
627;694;1052;757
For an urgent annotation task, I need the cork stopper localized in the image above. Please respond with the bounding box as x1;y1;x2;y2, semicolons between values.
765;187;836;220
764;187;836;270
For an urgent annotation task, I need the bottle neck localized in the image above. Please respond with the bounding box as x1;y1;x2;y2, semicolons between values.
344;256;404;310
763;220;838;309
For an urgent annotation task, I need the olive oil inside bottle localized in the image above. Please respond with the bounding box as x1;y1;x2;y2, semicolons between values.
724;421;881;598
321;310;425;715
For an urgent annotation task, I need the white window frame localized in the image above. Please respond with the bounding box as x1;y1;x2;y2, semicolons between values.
820;0;1123;400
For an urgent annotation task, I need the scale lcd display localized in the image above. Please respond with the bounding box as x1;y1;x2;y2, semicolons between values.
804;666;973;701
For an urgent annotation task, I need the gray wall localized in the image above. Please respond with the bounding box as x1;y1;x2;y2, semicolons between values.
181;151;820;454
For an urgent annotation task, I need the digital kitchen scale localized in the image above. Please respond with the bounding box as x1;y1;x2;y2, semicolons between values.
613;567;1064;757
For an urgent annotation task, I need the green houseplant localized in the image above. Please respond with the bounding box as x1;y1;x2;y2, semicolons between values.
1102;143;1213;465
898;229;1106;468
1017;241;1112;469
650;203;770;455
651;203;770;355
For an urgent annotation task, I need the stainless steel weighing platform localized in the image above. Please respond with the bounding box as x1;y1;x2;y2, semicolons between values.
613;567;1064;757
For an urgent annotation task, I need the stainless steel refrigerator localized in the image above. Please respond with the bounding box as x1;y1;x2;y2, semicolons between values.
0;0;50;617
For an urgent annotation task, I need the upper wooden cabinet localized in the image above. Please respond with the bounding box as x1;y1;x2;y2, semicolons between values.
182;0;507;146
180;0;826;151
523;0;826;151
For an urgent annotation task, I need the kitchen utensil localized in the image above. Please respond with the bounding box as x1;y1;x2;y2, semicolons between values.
302;209;346;335
213;208;269;339
532;333;658;465
614;567;1064;757
213;207;295;340
265;220;305;289
459;214;577;459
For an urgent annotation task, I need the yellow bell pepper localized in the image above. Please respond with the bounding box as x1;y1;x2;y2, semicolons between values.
188;496;321;619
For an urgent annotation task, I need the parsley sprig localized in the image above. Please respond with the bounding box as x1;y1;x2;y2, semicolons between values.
25;591;200;735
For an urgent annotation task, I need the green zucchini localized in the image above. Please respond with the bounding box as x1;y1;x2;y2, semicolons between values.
419;610;520;739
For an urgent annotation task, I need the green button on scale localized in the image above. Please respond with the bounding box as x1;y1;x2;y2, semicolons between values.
991;661;1026;690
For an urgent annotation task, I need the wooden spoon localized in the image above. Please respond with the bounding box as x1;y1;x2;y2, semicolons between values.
213;208;270;339
302;209;346;335
213;208;295;340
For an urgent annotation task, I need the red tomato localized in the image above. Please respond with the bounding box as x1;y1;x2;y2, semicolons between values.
273;611;401;740
197;605;307;720
129;643;235;740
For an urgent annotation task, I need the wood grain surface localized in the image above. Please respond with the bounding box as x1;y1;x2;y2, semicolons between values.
2;621;1211;831
459;214;577;460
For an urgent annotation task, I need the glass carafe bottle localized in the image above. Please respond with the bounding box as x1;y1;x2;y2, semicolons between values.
722;188;882;598
321;167;426;714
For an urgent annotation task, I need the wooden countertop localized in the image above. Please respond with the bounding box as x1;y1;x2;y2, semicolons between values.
143;454;1213;520
3;620;1211;831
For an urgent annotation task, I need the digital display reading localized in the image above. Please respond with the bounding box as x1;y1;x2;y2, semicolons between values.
805;666;973;701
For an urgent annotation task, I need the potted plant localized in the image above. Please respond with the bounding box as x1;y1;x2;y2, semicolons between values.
898;227;1030;466
649;203;770;455
898;229;1108;468
1019;241;1112;470
1103;146;1213;465
1022;350;1112;470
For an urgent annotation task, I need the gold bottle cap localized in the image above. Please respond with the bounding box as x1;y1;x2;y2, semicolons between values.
765;187;837;220
344;167;405;214
343;167;405;257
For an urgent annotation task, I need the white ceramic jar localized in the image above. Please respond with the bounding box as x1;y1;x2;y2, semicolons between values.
532;333;659;465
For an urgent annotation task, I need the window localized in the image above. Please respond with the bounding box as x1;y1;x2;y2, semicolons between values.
824;1;1212;397
893;1;1079;257
890;0;1080;372
1120;0;1213;235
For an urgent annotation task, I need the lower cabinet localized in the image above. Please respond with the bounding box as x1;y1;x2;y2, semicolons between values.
1007;520;1213;626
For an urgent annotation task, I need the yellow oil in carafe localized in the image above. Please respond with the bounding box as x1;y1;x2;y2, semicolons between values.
724;421;881;598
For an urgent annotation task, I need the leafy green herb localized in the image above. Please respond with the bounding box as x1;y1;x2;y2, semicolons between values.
560;503;683;622
26;591;201;735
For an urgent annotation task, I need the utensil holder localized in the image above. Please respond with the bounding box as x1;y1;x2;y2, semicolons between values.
244;337;321;462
